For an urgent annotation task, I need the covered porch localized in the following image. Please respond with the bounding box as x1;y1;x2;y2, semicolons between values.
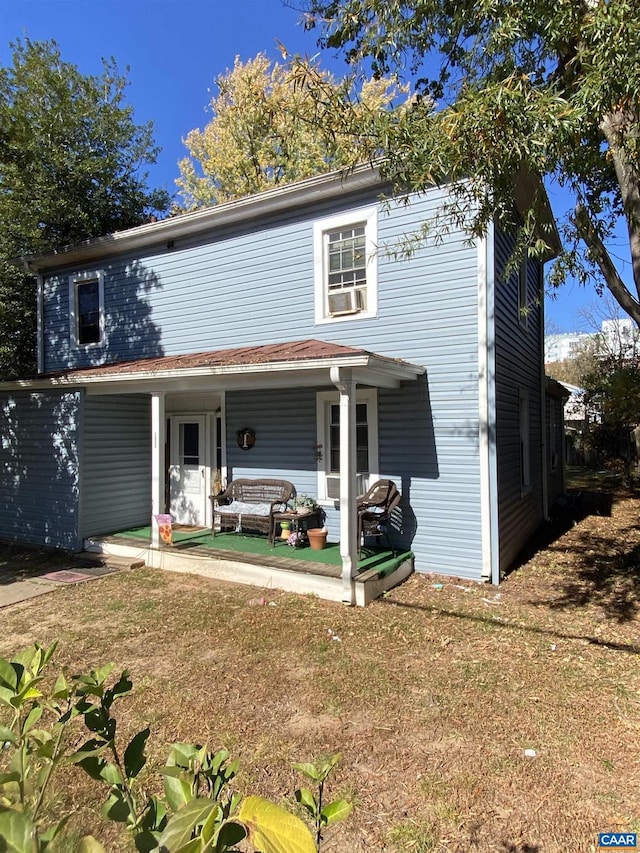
25;339;424;605
85;526;415;607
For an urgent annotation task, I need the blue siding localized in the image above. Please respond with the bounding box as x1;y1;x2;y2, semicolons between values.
41;184;484;579
494;234;545;572
0;391;81;549
80;395;151;537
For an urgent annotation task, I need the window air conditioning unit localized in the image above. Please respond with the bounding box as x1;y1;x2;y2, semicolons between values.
328;289;363;316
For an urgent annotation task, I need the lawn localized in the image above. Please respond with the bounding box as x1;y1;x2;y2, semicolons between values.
1;477;639;852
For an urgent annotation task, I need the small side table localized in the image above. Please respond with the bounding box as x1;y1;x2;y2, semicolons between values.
270;509;322;546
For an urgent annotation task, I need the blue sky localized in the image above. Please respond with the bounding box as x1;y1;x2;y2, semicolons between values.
0;0;615;332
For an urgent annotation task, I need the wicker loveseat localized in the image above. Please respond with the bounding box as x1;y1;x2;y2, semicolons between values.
210;478;296;542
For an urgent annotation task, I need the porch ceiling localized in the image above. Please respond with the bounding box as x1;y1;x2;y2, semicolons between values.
3;339;425;394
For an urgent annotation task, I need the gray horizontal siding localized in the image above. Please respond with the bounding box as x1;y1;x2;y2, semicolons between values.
80;395;151;536
0;391;81;549
494;232;544;572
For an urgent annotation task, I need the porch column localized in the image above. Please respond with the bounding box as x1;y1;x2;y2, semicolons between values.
150;392;166;549
330;366;358;605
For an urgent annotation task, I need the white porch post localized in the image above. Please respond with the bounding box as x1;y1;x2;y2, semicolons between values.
330;367;358;605
151;392;166;548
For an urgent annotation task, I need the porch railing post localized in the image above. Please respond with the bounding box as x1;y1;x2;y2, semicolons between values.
330;366;357;605
151;392;166;549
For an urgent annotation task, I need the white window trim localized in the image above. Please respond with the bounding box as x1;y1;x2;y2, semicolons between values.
313;206;378;324
315;388;379;504
519;388;531;494
69;270;105;349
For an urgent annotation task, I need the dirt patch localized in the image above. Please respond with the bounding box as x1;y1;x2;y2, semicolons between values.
1;479;640;851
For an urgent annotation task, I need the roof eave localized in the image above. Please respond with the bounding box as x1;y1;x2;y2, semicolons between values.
23;164;383;273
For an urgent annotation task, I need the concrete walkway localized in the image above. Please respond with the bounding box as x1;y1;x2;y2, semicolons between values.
0;553;146;609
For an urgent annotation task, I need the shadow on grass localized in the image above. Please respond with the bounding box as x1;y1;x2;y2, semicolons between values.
541;525;640;623
503;470;640;622
380;597;640;656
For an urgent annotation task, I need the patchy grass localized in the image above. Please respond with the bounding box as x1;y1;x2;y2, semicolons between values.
1;480;640;851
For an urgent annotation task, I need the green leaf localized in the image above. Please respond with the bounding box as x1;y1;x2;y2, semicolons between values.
52;672;69;700
0;687;14;708
0;726;16;745
320;799;352;826
0;660;18;691
102;788;133;824
124;727;149;780
78;836;108;853
214;820;247;848
39;816;69;846
22;705;43;736
237;796;316;853
0;809;35;853
156;798;217;851
0;771;21;785
294;787;317;817
291;762;322;782
134;830;160;853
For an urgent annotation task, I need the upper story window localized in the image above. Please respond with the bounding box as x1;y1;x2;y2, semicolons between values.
69;271;104;348
314;207;378;324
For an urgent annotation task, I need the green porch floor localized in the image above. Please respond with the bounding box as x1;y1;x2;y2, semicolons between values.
112;526;411;579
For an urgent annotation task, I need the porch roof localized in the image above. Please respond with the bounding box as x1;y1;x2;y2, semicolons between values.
3;339;425;394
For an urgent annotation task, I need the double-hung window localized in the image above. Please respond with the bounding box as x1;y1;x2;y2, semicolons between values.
314;207;377;323
69;271;104;348
316;389;378;501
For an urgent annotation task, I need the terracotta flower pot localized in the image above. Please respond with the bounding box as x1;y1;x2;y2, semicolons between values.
307;528;328;550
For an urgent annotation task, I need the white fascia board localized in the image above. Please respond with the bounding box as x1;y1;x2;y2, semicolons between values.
24;165;383;273
0;353;424;394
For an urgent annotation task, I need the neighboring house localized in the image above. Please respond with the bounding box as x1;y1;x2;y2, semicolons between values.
0;165;563;600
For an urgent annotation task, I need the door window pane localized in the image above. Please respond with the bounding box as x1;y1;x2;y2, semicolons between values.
180;422;199;465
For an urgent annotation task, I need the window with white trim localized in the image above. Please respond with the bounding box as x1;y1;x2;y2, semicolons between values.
313;207;377;323
519;389;531;492
69;271;104;347
316;389;378;501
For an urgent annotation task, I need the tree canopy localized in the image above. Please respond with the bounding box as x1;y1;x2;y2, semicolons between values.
0;38;169;378
302;0;640;324
176;52;401;209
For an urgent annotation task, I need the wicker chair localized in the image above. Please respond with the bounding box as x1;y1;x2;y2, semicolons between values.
357;479;402;555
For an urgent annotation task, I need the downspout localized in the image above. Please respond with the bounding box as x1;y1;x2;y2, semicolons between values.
330;366;357;605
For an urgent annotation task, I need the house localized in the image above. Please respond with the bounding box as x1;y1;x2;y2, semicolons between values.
0;165;563;603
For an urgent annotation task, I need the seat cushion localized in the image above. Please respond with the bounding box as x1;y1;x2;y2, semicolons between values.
217;500;274;517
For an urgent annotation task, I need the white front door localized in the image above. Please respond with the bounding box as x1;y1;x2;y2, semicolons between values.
169;416;207;525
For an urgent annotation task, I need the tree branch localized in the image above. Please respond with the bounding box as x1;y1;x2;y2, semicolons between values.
574;202;640;324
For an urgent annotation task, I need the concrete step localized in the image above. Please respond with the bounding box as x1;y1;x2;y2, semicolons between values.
77;552;146;571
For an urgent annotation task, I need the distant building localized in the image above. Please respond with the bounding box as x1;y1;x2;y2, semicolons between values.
545;318;637;363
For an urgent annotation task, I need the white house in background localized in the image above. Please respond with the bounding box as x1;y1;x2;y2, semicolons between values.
545;318;637;364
